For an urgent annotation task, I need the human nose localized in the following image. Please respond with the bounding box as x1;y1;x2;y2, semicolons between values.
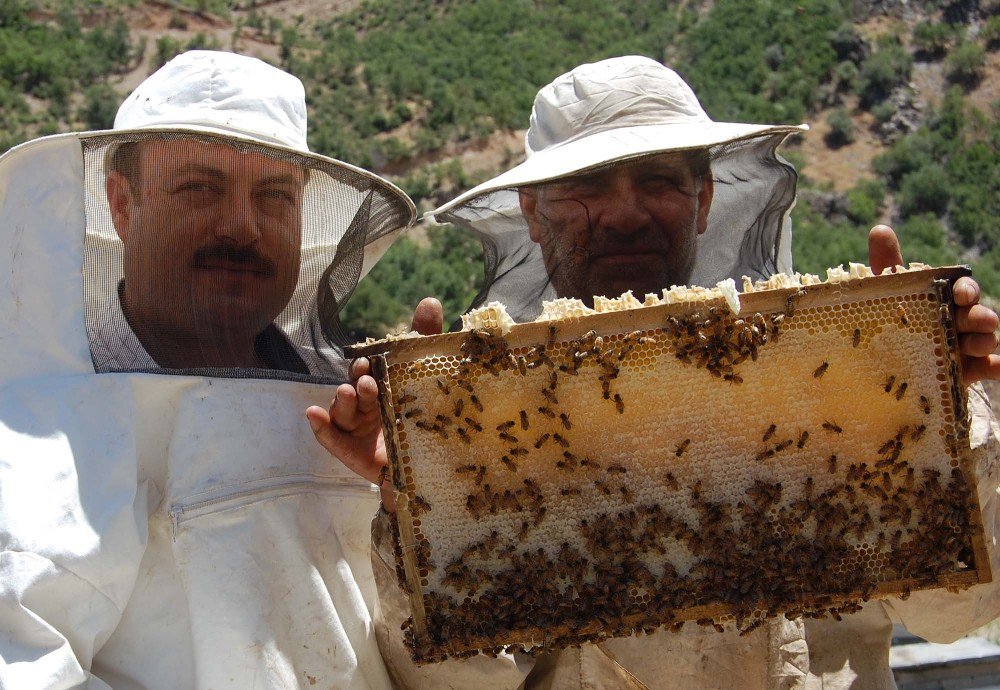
594;177;653;235
214;188;262;246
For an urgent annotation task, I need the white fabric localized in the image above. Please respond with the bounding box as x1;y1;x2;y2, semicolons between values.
430;56;807;218
115;51;308;152
0;99;403;689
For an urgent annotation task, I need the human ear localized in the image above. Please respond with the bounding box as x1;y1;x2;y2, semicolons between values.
106;172;134;242
696;172;714;236
518;188;543;243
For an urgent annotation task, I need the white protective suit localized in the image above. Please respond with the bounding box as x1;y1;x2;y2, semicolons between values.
0;131;405;688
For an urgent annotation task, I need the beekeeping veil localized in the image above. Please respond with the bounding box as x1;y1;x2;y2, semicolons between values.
0;51;414;687
69;50;414;380
431;56;808;323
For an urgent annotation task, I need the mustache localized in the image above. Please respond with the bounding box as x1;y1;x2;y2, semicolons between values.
192;244;277;274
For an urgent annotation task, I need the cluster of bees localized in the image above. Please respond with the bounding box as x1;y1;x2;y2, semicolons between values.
385;296;979;663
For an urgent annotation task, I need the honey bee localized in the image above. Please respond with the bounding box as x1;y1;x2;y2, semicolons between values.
499;431;518;444
510;447;529;457
542;388;558;404
397;393;416;406
452;399;464;417
620;486;635;502
552;433;570;448
410;494;431;516
377;464;390;486
435;414;453;426
763;424;777;442
852;328;861;348
665;472;680;491
828;454;838;474
676;438;691;456
435;380;450;396
797;431;810;449
534;433;550;449
464;417;482;432
455;464;478;475
775;439;793;453
475;466;487;485
594;480;612;495
613;393;624;414
559;413;572;430
415;420;435;433
919;395;931;414
822;421;843;434
895;382;908;400
911;424;926;441
520;410;529;430
897;304;908;325
724;373;743;385
883;375;896;393
403;408;423;419
549;371;558;390
497;421;515;432
561;487;581;497
470;395;483;412
607;464;627;474
813;362;829;378
500;456;518;472
457;428;472;444
538;406;555;418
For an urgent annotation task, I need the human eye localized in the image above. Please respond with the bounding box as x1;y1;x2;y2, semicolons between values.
257;186;298;214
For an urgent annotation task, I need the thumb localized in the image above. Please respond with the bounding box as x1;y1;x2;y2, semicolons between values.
869;225;904;276
412;297;444;336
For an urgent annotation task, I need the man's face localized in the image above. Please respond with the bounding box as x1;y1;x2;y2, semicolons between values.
107;139;305;352
519;152;713;304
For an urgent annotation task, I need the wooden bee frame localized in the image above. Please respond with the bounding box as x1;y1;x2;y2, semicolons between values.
349;267;991;663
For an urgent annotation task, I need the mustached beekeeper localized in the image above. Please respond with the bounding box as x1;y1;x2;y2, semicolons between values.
0;50;416;688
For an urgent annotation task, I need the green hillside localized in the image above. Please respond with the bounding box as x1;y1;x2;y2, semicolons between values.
1;0;997;339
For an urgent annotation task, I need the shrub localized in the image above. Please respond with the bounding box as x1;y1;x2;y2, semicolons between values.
825;107;856;148
858;42;912;106
897;164;950;216
80;82;119;130
945;41;986;86
845;179;885;225
871;101;897;125
982;16;1000;50
912;20;958;59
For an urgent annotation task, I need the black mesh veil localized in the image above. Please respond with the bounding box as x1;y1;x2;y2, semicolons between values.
82;131;413;382
436;134;798;324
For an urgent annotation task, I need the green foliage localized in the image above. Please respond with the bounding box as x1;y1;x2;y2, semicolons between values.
301;0;689;166
912;20;958;58
80;81;118;129
895;213;958;266
789;200;870;276
945;40;986;86
338;225;485;340
0;3;137;144
825;107;856;147
897;163;950;216
857;39;912;106
678;0;849;124
982;16;1000;50
844;179;885;225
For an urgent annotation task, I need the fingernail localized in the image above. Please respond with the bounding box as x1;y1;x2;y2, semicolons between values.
306;414;321;432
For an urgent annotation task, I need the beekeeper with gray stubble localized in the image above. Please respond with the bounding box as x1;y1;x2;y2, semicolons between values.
0;50;416;688
310;56;1000;689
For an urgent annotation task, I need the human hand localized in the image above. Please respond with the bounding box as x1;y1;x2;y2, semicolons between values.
307;297;444;513
869;225;999;385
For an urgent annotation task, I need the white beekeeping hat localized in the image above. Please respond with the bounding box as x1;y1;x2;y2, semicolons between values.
0;50;415;381
431;56;807;322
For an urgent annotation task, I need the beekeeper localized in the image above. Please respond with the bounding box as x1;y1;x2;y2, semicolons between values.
310;56;1000;689
0;50;417;688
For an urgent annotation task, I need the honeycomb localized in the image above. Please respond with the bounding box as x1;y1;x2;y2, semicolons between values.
350;265;991;663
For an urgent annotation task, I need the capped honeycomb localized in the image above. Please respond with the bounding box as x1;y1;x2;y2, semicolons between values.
349;266;990;663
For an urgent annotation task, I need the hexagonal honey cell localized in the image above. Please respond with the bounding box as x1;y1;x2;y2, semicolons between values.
348;266;991;663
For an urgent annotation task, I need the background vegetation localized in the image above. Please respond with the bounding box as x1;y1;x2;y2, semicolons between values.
1;0;997;336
